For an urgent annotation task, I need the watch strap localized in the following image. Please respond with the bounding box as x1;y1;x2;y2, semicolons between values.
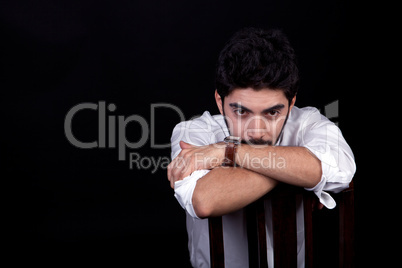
222;141;237;167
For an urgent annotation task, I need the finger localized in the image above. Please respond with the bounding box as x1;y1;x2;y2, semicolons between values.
170;176;175;189
168;158;180;188
169;161;179;188
180;141;194;149
171;166;183;188
167;161;173;182
169;150;195;189
170;157;186;188
167;157;177;179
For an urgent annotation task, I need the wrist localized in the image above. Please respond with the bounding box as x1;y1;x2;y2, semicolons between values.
222;136;241;167
206;142;226;169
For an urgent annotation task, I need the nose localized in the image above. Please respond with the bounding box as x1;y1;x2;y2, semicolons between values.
246;116;268;140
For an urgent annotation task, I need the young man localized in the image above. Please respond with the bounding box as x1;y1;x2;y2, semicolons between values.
167;27;356;268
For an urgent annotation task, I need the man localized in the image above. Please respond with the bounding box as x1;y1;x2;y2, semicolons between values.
167;27;356;268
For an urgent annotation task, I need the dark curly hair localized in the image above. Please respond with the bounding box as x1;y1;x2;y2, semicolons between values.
215;27;299;103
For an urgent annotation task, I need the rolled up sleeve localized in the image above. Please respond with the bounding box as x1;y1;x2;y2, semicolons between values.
301;113;356;209
170;117;222;218
174;169;210;219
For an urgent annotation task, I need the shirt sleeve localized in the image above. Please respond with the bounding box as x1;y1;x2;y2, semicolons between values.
300;110;356;209
170;120;217;219
174;169;210;219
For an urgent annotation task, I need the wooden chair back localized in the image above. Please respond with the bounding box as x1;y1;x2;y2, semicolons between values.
208;181;355;267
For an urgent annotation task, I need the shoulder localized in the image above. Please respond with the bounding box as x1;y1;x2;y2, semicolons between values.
288;106;332;130
288;106;323;123
281;106;337;144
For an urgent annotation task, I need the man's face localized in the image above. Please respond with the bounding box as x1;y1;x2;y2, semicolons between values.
215;88;296;145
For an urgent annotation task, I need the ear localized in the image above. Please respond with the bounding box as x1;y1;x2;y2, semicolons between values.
289;95;296;112
215;90;224;115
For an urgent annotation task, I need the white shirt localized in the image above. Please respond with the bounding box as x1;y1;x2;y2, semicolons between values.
170;106;356;268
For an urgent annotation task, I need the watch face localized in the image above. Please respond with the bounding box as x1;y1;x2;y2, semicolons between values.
224;135;241;144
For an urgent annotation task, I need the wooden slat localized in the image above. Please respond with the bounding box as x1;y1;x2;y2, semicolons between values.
272;189;297;267
246;202;258;268
246;198;268;268
209;216;225;268
339;181;355;268
303;192;314;268
256;199;268;268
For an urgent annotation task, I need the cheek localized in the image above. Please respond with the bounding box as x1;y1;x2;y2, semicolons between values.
225;115;244;137
270;120;283;135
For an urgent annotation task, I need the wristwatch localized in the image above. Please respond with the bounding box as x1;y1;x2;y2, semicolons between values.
222;136;241;167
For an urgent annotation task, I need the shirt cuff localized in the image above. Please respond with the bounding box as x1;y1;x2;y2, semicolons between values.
303;144;339;209
304;175;336;209
174;169;210;219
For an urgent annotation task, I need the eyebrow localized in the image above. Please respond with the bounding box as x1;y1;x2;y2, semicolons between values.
229;103;285;113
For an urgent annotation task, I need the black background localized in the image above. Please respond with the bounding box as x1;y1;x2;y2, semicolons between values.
1;0;373;267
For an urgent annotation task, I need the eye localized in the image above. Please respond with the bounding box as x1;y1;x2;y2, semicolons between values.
266;110;280;117
234;109;248;116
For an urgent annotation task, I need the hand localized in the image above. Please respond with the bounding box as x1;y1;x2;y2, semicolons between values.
312;197;325;211
167;141;226;189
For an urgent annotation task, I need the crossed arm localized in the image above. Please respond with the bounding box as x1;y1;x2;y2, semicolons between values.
167;141;322;218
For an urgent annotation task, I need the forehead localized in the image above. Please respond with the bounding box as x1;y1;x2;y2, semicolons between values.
225;88;288;110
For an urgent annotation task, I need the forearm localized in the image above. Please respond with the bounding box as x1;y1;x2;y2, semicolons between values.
236;144;322;188
192;166;278;218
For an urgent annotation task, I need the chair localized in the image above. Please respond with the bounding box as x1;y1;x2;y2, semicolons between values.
208;181;355;267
